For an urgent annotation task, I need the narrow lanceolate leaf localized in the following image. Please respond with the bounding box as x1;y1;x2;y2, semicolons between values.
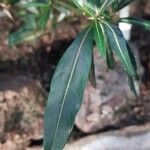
113;0;135;11
99;0;116;13
103;22;136;77
89;52;96;88
44;27;93;150
38;7;50;30
126;43;139;96
94;20;106;59
127;74;139;97
119;17;150;31
72;0;96;16
106;46;115;70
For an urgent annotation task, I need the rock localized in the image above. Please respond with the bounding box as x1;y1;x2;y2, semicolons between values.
130;0;150;89
65;123;150;150
0;74;46;149
75;50;137;133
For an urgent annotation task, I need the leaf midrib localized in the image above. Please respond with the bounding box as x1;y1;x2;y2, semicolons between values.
51;27;91;149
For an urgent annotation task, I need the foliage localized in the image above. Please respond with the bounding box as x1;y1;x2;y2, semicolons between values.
1;0;150;150
1;0;77;44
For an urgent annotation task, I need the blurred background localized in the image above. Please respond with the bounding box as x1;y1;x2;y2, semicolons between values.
0;0;150;149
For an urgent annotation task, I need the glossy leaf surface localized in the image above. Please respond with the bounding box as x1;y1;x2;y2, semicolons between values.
113;0;135;11
89;52;96;88
106;46;115;70
44;27;93;150
24;2;49;8
9;14;41;45
103;22;136;77
94;20;106;59
38;7;50;30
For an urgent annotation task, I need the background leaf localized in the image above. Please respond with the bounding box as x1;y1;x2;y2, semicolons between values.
99;0;116;13
113;0;135;11
24;2;49;8
119;17;150;31
127;74;139;97
7;0;20;4
37;6;50;30
72;0;96;16
44;27;94;150
9;14;42;45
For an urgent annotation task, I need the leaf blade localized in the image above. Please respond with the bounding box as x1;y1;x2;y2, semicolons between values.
89;52;96;88
94;20;106;59
127;74;139;97
44;27;94;150
24;2;49;8
113;0;135;11
119;17;150;31
8;14;40;45
103;22;136;77
72;0;96;16
99;0;116;13
106;46;115;69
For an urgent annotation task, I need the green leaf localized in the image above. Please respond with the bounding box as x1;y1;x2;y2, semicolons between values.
94;20;106;59
103;22;136;77
127;74;139;97
113;0;133;11
126;43;138;72
72;0;96;16
119;17;150;31
24;2;49;8
38;7;50;30
99;0;116;13
126;43;139;96
7;0;20;4
44;26;94;150
113;0;135;11
94;20;115;69
89;52;96;88
24;1;51;30
9;14;42;45
106;46;115;69
9;31;42;45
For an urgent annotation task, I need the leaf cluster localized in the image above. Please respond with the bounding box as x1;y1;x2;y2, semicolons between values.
43;0;150;150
